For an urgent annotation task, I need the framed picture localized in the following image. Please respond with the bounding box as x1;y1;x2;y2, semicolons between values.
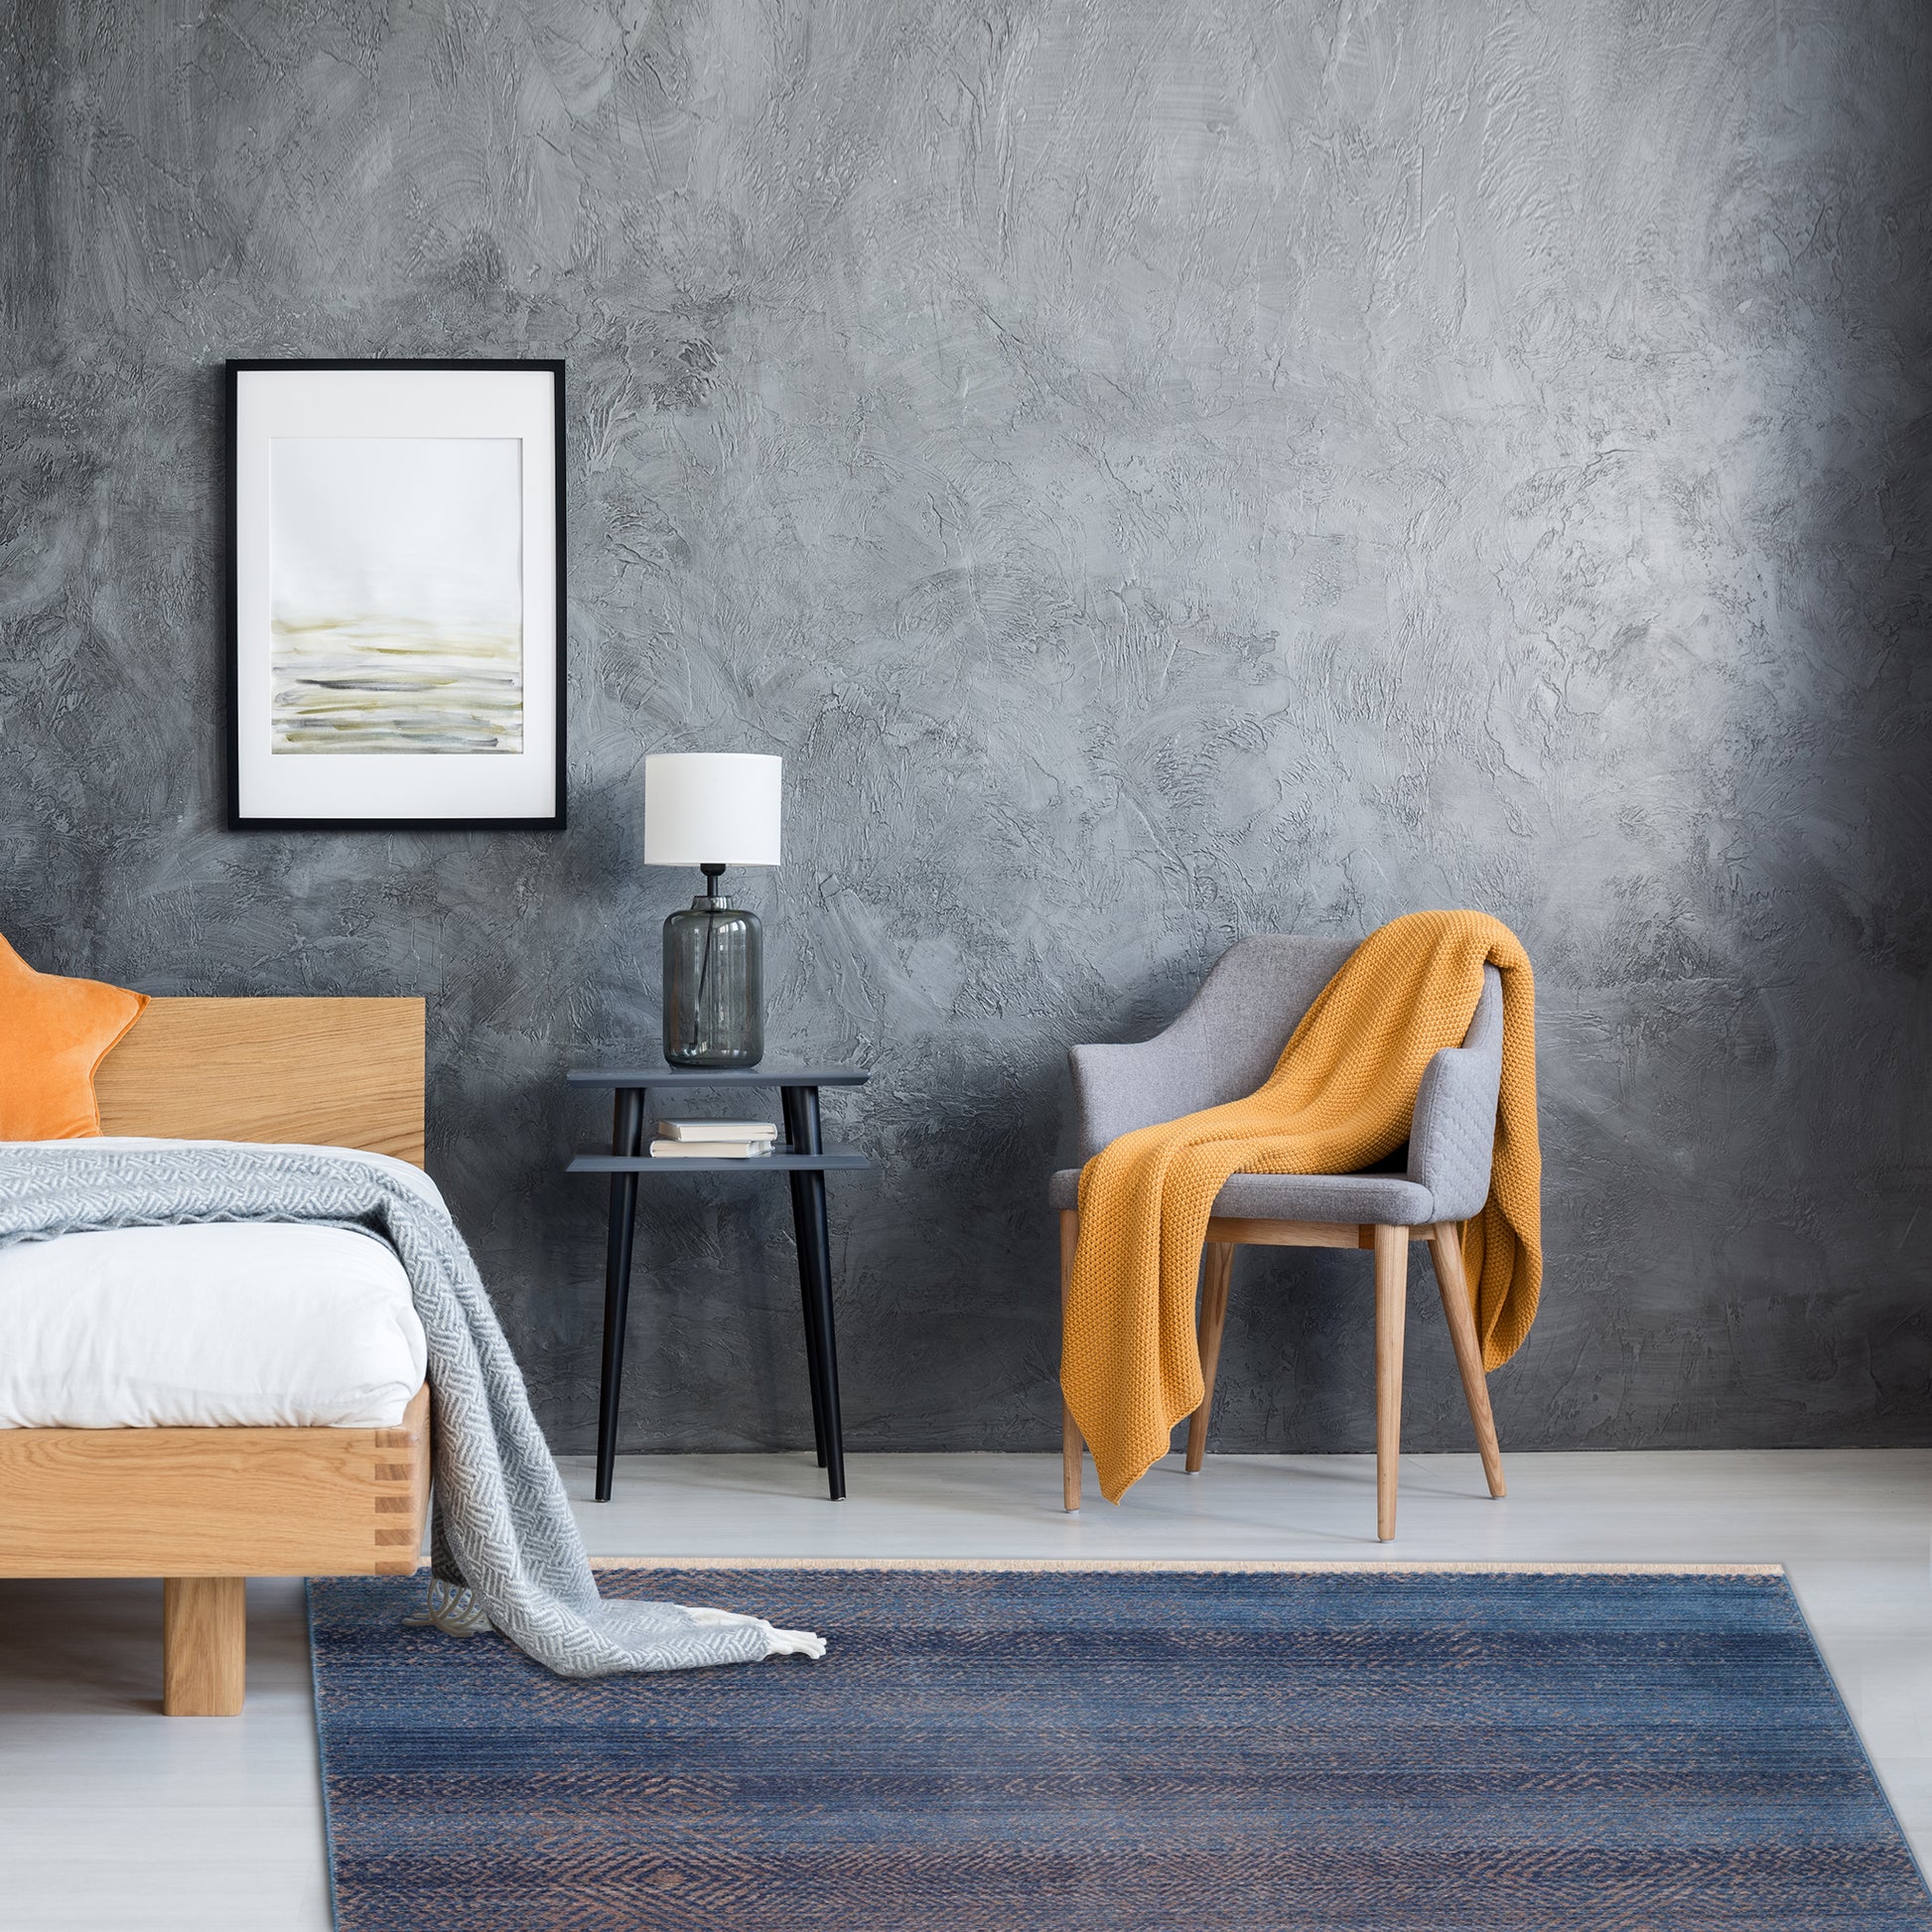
227;358;566;830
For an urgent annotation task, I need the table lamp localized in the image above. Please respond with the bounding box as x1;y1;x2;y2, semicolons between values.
643;753;782;1068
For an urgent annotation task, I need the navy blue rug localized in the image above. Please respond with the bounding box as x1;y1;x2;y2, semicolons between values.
310;1562;1931;1931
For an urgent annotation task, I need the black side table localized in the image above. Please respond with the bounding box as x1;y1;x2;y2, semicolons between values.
566;1066;870;1502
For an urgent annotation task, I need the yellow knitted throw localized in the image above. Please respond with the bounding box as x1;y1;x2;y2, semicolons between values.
1061;909;1541;1502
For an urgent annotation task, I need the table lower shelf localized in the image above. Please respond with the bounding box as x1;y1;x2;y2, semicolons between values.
568;1146;871;1175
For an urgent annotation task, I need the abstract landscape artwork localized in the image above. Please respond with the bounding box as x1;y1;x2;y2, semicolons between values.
269;437;524;756
229;359;565;829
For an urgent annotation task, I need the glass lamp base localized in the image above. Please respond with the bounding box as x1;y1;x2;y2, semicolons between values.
662;893;763;1068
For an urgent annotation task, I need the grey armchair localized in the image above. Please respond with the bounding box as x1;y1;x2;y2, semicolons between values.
1052;935;1507;1540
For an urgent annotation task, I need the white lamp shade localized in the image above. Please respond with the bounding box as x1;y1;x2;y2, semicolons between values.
643;754;782;868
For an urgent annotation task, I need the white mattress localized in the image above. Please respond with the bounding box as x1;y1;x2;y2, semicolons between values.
0;1139;430;1429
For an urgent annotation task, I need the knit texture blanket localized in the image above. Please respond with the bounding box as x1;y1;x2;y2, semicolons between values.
0;1141;825;1677
1061;910;1541;1502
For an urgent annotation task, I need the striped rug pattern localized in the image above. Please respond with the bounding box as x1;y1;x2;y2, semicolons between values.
310;1562;1932;1930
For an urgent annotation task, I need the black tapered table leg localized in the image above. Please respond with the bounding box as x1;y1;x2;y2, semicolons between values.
787;1084;846;1501
595;1088;646;1502
787;1170;832;1470
782;1087;831;1469
799;1170;846;1500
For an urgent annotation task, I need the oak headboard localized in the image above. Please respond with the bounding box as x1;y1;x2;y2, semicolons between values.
92;998;426;1167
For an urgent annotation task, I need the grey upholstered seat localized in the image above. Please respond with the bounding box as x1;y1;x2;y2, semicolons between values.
1046;1168;1434;1220
1048;936;1505;1224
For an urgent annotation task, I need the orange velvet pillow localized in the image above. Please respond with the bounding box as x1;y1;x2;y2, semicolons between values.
0;933;149;1140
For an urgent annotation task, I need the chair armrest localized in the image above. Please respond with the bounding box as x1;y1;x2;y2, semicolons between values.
1069;1027;1220;1164
1406;966;1503;1222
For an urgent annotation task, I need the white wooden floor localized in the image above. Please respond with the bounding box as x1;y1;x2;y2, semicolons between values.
2;1448;1927;1928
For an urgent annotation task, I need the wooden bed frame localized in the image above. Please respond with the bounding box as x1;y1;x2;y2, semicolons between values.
0;997;432;1716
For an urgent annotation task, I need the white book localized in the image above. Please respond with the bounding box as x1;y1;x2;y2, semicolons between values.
655;1119;778;1143
648;1139;776;1160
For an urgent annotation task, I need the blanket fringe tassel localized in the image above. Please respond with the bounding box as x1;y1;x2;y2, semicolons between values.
403;1579;493;1637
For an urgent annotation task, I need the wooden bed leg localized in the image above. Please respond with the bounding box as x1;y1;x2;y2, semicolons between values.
163;1578;245;1716
1060;1209;1083;1511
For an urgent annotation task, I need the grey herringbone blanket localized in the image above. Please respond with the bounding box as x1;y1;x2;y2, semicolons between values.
0;1142;824;1678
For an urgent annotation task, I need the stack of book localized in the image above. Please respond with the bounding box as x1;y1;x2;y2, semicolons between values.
648;1119;780;1160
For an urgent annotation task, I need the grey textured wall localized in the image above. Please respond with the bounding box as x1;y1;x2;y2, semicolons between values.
4;0;1928;1458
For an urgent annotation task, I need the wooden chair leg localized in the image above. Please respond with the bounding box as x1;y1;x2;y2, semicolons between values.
1060;1208;1083;1511
1372;1226;1408;1542
1431;1222;1507;1498
1184;1241;1235;1473
163;1577;245;1717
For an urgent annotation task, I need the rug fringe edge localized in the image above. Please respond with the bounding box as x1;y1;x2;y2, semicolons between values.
586;1557;1788;1577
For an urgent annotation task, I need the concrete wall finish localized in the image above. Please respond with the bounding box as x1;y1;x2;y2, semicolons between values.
3;0;1928;1457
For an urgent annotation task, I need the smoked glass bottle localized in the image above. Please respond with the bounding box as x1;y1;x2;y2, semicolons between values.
662;865;763;1068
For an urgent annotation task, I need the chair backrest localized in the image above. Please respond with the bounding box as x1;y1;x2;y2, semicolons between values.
1163;934;1361;1106
1069;935;1355;1159
1069;937;1506;1171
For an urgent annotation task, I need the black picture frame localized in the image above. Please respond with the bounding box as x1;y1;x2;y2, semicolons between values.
226;357;567;831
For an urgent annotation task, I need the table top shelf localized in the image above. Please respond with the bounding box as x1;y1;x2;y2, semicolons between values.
568;1067;869;1089
568;1145;872;1175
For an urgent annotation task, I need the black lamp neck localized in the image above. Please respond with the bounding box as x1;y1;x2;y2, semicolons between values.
700;863;727;893
694;862;731;909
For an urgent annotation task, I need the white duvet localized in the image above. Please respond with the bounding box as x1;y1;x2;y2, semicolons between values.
0;1139;430;1429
